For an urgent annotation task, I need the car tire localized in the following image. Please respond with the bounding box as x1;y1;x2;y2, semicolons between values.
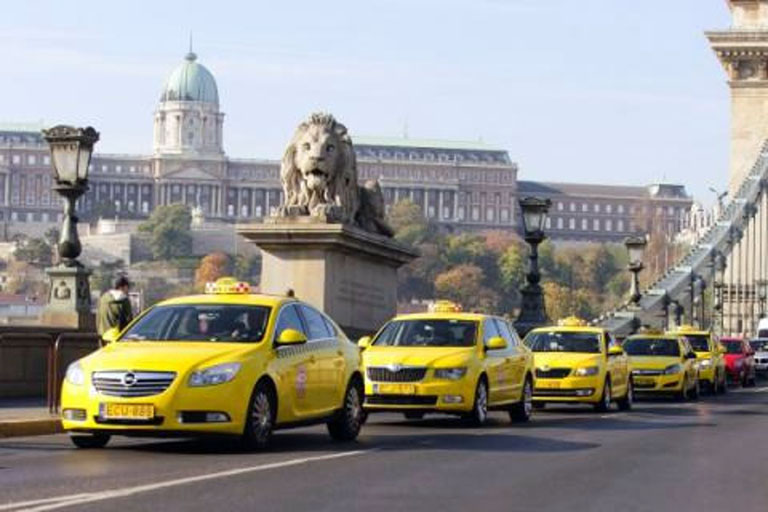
509;376;533;423
617;379;633;411
327;378;364;442
70;433;110;449
463;378;489;427
594;377;612;412
242;381;275;450
403;412;425;420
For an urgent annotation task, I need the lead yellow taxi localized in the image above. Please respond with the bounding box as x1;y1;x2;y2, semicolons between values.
666;325;726;394
623;333;700;400
359;302;535;425
523;318;633;412
60;278;364;449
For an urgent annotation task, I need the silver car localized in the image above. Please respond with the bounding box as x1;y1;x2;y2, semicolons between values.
750;339;768;373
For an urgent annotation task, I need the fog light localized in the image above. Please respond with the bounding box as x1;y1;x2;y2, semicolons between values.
575;389;594;397
62;408;87;421
178;411;231;423
442;395;464;404
205;412;229;423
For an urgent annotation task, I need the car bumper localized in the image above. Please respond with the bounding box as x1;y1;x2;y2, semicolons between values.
363;379;473;413
631;373;684;392
60;380;248;436
532;376;600;403
697;366;716;383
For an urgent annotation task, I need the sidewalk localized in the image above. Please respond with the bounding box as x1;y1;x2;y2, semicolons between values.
0;399;62;438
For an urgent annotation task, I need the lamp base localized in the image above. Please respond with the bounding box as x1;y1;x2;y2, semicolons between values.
41;265;94;331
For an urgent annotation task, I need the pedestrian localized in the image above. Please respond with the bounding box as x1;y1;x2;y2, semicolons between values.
97;275;134;335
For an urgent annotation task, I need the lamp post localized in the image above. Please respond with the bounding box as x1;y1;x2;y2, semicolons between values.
757;279;768;319
624;235;647;307
40;125;99;330
514;197;551;337
713;251;727;336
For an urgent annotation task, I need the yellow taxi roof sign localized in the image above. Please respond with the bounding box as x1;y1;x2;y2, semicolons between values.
558;316;587;327
429;300;463;313
205;277;252;295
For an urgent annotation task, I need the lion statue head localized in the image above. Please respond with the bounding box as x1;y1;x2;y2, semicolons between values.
279;113;358;222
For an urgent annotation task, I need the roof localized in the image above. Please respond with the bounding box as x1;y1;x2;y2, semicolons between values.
160;52;219;105
392;311;490;322
157;293;291;307
517;181;690;200
353;136;505;152
0;122;46;133
528;325;607;334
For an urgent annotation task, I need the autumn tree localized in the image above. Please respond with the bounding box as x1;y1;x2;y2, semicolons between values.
195;252;233;289
138;204;193;261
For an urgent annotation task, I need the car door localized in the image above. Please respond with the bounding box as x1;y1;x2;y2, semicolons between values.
296;303;342;416
494;318;524;401
482;318;510;405
680;339;697;387
606;333;628;397
272;303;318;419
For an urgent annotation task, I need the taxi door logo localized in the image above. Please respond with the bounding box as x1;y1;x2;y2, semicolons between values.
296;364;308;399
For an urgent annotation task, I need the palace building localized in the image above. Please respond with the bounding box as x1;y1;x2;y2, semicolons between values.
0;51;692;243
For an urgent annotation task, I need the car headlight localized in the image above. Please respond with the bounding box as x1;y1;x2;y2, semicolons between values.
434;367;468;380
188;363;241;387
65;361;85;386
574;366;599;377
663;363;683;375
698;358;712;368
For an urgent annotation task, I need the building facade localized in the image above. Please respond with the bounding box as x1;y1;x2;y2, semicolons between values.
0;51;691;242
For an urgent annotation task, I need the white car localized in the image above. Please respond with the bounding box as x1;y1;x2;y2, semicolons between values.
750;338;768;374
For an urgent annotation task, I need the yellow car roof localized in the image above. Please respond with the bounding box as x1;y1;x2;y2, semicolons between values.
667;325;710;336
158;293;291;308
626;334;679;342
529;325;606;335
392;312;489;322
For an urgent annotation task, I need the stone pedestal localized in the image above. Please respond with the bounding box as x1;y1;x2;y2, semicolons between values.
237;218;418;339
41;265;95;331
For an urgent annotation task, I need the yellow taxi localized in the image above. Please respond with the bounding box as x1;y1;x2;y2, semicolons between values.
666;325;727;394
623;333;700;400
359;301;535;425
523;317;633;411
60;278;364;450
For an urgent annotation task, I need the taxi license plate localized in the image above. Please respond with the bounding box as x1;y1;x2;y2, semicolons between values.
537;380;560;389
374;383;416;395
634;377;654;385
101;403;155;420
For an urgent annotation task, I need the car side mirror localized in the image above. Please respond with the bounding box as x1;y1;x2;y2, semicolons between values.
358;336;372;350
276;328;307;346
486;336;508;351
685;352;697;360
101;327;120;345
608;345;624;356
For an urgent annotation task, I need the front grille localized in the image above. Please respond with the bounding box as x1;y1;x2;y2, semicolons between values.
535;368;571;379
366;394;438;406
367;367;427;382
633;369;663;376
92;371;176;398
633;381;656;389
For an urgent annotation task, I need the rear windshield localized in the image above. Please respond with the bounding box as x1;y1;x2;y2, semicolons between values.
624;338;680;357
121;304;271;343
722;341;743;355
525;331;602;354
373;319;478;347
682;334;710;352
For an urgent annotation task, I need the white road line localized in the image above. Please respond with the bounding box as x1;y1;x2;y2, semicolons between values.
2;450;370;512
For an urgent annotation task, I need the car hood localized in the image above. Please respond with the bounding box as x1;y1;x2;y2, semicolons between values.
724;354;744;366
363;346;475;368
531;352;603;368
694;351;715;359
79;341;255;373
628;356;680;370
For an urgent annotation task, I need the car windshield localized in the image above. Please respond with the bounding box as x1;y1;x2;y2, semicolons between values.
373;319;477;347
624;338;680;357
682;334;710;352
750;339;768;351
525;331;601;354
120;304;271;342
722;341;743;355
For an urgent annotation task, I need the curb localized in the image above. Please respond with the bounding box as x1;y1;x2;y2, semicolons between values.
0;418;62;438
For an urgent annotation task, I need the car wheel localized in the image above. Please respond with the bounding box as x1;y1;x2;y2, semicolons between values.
464;378;488;427
327;379;364;442
509;376;533;423
594;377;612;412
403;411;425;420
70;433;110;449
617;379;633;411
242;381;275;450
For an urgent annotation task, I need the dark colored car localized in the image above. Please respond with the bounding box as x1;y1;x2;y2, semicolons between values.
721;337;756;387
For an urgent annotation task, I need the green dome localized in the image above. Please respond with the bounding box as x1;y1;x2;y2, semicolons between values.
160;52;219;105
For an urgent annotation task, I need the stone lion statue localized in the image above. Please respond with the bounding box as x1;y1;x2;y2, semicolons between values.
278;112;393;237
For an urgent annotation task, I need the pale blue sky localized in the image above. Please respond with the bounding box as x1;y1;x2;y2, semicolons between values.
0;1;731;202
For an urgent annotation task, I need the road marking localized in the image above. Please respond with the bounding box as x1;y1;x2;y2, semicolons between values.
1;450;370;512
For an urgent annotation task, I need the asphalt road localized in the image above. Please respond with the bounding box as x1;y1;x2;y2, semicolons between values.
2;387;768;512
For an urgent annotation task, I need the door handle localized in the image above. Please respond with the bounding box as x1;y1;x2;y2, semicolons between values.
336;350;343;356
309;355;316;364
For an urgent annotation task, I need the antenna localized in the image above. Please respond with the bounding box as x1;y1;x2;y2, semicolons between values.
189;31;193;54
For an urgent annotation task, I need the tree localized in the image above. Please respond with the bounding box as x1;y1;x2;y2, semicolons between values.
14;237;53;268
195;252;233;289
388;199;433;246
234;253;261;282
90;260;126;294
138;204;193;261
434;264;500;313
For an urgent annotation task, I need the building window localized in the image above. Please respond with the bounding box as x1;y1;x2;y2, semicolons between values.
130;166;136;173
443;207;451;219
428;206;435;218
501;209;509;222
593;219;600;231
102;165;108;172
486;207;495;221
606;204;612;213
28;155;36;165
471;207;479;221
116;165;122;173
594;204;600;213
569;218;575;230
618;219;625;231
606;219;613;231
581;219;588;230
668;206;674;216
557;218;563;229
44;155;50;165
557;202;564;211
545;218;551;229
458;207;465;220
618;204;624;214
12;155;21;165
582;203;588;212
570;202;575;212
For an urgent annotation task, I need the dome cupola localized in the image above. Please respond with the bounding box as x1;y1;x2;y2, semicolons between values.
160;51;219;105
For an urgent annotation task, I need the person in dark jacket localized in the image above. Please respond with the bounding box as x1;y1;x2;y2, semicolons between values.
97;275;134;335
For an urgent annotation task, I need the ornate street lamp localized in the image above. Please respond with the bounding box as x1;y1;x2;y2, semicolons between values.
713;251;727;335
514;197;551;337
40;125;100;330
624;235;647;307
